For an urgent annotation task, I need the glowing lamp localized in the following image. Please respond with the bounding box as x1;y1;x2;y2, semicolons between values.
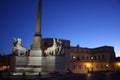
72;56;76;59
105;64;109;68
85;62;92;68
116;62;120;67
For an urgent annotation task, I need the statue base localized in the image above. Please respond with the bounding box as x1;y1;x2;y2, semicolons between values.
10;56;43;73
42;56;65;73
30;49;42;56
10;56;65;75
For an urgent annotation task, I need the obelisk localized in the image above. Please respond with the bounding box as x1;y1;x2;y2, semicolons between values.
30;0;42;56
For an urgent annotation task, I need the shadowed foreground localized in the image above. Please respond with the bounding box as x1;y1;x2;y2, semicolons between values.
0;71;120;80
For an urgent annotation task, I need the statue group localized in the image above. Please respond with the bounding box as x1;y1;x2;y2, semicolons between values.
44;38;64;56
12;38;64;56
12;37;28;56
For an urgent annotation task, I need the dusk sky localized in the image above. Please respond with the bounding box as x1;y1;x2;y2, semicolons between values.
0;0;120;56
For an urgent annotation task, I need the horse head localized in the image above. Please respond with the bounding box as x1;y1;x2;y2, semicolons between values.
13;37;18;47
13;37;22;47
17;38;21;45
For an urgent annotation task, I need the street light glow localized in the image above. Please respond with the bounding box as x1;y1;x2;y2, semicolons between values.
116;62;120;67
85;62;92;68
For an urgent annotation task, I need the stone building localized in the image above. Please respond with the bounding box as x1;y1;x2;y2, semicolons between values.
70;45;116;73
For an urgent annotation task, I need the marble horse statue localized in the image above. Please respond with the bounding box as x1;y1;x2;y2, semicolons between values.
57;39;64;55
44;38;64;56
45;38;57;56
12;37;28;56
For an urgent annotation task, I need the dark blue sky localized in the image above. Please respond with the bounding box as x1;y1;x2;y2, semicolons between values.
0;0;120;56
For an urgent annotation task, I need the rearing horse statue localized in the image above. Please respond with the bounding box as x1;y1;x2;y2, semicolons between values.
44;38;64;56
12;37;28;56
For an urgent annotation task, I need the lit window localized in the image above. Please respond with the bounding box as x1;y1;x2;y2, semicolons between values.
86;56;89;60
105;64;109;68
72;56;76;59
90;56;94;60
82;56;85;60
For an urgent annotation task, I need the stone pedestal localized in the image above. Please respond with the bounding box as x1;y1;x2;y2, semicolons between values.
30;49;42;56
10;55;65;75
10;56;43;74
42;56;65;74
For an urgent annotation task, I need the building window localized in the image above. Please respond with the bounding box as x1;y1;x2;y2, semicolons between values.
71;63;76;69
100;65;103;69
102;55;104;60
98;55;101;61
85;65;87;69
82;56;85;60
86;56;89;60
112;65;114;68
94;56;96;60
78;65;81;69
96;65;99;69
77;57;80;60
110;55;114;59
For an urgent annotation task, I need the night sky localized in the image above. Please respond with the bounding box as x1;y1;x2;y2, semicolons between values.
0;0;120;56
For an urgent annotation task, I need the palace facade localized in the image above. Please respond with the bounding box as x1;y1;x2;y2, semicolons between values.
70;45;116;73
